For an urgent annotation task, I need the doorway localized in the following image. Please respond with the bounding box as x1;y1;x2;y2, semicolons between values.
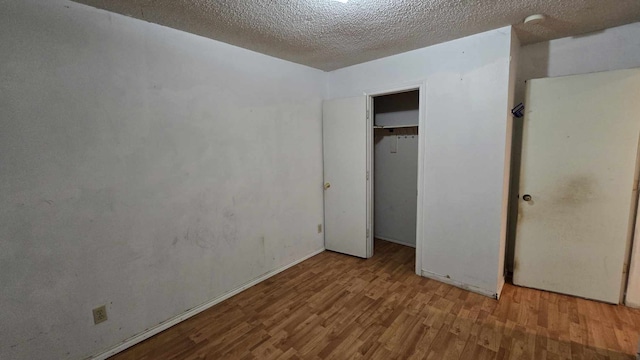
321;84;425;275
367;89;420;268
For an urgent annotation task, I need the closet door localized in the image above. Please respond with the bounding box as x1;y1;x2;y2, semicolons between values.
322;96;368;258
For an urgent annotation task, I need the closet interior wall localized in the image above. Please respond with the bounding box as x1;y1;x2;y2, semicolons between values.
373;91;419;248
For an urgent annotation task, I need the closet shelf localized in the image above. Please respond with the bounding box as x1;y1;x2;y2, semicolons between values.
373;124;419;129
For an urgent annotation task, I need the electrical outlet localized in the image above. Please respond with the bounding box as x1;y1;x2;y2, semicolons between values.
93;305;108;325
317;224;322;233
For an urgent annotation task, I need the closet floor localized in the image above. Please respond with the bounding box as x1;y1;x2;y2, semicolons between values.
111;239;640;360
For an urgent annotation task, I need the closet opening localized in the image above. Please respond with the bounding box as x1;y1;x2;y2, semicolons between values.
368;89;420;265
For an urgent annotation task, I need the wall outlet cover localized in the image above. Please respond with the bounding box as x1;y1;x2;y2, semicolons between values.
93;305;108;325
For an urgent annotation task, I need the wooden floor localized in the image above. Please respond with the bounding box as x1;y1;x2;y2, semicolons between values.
111;240;640;360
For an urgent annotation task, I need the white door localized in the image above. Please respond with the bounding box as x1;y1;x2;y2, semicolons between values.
514;69;640;303
323;96;368;258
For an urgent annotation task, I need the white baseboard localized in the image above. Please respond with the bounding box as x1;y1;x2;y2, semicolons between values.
625;300;640;309
89;248;325;360
496;276;505;300
375;236;416;248
421;269;498;299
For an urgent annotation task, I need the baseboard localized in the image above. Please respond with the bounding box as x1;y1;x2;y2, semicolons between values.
626;300;640;309
421;269;498;299
89;248;325;360
496;276;505;300
375;235;416;248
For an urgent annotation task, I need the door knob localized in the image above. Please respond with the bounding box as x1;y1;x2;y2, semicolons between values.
523;194;532;201
324;182;331;190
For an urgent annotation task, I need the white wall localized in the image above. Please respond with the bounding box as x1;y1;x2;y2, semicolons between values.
328;26;514;297
506;22;640;277
374;102;419;247
375;111;419;127
517;22;640;102
0;1;326;359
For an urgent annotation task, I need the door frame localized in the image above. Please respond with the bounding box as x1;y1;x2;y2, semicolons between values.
621;133;640;304
364;81;427;276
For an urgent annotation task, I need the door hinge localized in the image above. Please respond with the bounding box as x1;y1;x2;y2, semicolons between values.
366;229;370;238
366;171;370;180
366;110;370;120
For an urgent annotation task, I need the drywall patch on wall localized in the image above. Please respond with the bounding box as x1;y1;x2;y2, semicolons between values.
0;1;325;359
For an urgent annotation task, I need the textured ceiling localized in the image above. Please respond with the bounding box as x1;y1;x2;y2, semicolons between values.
72;0;640;71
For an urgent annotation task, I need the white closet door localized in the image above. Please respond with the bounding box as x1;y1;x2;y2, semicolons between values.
323;96;368;258
514;69;640;303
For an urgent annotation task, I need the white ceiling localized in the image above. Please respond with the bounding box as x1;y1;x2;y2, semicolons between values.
73;0;640;71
